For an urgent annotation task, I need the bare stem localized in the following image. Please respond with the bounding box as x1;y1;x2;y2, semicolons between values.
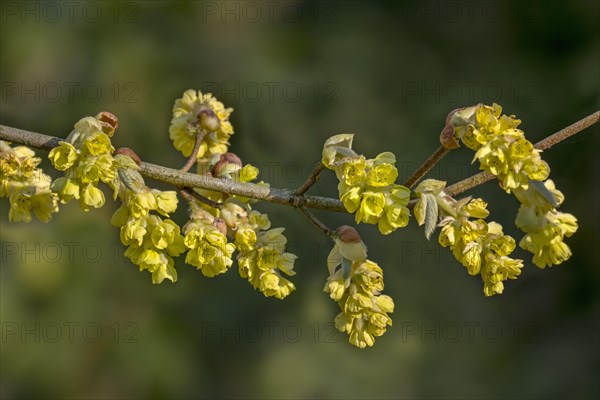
295;162;325;196
299;207;334;237
445;110;599;197
181;131;206;172
403;145;451;188
179;187;222;209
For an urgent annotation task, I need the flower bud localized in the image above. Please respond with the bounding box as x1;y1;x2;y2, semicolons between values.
439;123;460;149
336;225;361;243
96;111;119;137
199;106;220;132
213;217;228;236
212;152;242;177
334;225;367;263
114;147;142;166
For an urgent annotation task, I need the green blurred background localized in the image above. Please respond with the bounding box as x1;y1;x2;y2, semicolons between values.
1;1;599;398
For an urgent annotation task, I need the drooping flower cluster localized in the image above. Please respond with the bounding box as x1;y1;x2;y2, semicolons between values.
110;154;184;284
450;103;549;192
235;210;297;299
322;134;411;234
514;180;578;268
438;197;524;296
48;113;118;211
449;104;577;268
0;141;58;222
180;150;297;298
169;89;234;160
183;206;236;277
324;226;394;348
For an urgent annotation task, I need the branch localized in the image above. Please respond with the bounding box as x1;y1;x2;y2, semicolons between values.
1;109;596;214
445;110;600;197
295;162;325;196
181;131;205;172
299;207;334;237
179;187;222;209
403;145;451;188
0;124;347;213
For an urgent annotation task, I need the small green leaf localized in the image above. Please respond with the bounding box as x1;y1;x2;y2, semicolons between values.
424;193;439;240
414;196;426;226
530;180;559;208
415;179;447;195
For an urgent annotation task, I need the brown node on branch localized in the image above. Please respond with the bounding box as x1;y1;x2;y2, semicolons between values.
212;152;242;176
213;218;228;236
114;147;142;166
439;123;460;149
96;111;119;137
336;225;362;243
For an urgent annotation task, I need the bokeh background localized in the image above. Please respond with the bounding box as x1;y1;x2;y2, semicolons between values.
1;1;599;398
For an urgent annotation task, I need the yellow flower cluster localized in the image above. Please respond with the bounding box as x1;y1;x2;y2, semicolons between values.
48;115;117;211
182;153;297;298
111;154;184;284
450;104;577;268
183;214;236;277
514;180;578;268
438;198;523;296
325;228;394;348
169;89;234;160
451;103;549;192
0;141;58;222
234;211;297;299
321;134;411;234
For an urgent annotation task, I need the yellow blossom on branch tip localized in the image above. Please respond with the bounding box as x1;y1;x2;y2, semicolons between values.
1;141;58;222
169;89;234;160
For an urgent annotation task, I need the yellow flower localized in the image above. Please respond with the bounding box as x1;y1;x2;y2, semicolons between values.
51;177;80;202
1;141;59;223
169;89;234;159
367;163;398;188
327;258;395;348
80;183;105;211
184;218;236;277
48;142;78;171
111;156;184;284
336;156;366;186
235;212;297;299
82;132;113;156
153;190;179;216
378;204;410;235
355;191;385;224
513;180;577;268
340;185;363;213
238;164;259;183
438;198;523;296
8;184;58;223
48;115;117;211
452;104;550;193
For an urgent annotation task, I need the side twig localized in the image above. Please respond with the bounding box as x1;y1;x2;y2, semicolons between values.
181;131;206;172
295;163;325;196
299;207;334;237
445;110;599;197
179;187;223;209
403;145;450;188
